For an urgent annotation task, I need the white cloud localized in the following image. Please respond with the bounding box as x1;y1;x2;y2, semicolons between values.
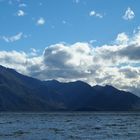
19;3;27;7
43;42;93;69
89;10;103;18
116;32;129;44
37;17;45;25
17;10;25;16
1;28;140;96
123;7;135;20
0;32;24;43
30;48;40;56
0;50;28;74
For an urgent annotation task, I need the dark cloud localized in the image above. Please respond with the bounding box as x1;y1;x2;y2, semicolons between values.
119;44;140;60
119;67;140;79
43;45;72;69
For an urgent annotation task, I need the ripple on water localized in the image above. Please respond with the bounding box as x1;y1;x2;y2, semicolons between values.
0;112;139;140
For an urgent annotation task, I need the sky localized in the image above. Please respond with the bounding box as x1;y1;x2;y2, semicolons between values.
0;0;140;96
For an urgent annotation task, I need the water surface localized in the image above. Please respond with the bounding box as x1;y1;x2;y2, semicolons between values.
0;112;140;140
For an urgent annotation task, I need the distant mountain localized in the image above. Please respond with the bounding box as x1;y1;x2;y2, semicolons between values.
0;65;140;111
0;65;63;111
44;80;140;111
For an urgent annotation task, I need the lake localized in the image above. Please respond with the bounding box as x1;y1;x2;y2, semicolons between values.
0;112;139;140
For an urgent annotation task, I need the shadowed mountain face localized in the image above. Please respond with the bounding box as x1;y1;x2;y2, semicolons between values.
0;65;140;111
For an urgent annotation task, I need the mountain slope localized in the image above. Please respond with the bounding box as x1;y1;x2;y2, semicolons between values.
44;81;140;111
0;66;64;111
0;65;140;111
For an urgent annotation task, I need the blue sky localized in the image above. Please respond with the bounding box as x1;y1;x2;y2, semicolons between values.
0;0;140;96
0;0;140;52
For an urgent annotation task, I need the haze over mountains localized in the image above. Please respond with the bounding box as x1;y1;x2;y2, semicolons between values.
0;65;140;111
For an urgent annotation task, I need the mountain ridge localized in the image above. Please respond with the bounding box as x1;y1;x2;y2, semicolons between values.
0;65;140;111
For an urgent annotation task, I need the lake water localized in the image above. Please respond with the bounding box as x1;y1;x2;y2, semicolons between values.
0;112;139;140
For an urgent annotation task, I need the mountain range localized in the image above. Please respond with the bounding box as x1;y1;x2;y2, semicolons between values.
0;65;140;111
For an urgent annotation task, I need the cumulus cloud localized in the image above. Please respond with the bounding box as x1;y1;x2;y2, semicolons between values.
89;10;103;18
0;51;28;74
123;7;135;20
17;10;25;16
37;17;45;25
116;32;129;44
43;43;93;71
1;29;140;96
0;32;24;43
95;30;140;63
0;50;43;75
